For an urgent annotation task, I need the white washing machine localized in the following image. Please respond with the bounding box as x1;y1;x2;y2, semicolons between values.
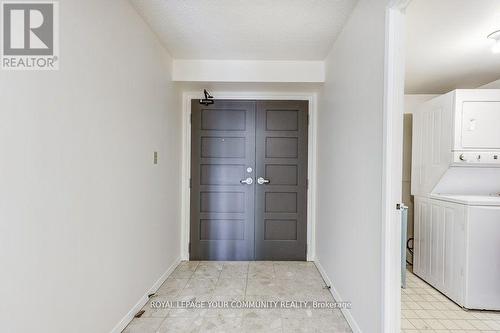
424;194;500;310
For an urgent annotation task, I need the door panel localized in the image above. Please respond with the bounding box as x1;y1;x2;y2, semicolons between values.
190;100;256;260
265;137;299;158
191;99;308;261
201;137;246;158
200;164;245;185
265;165;298;185
255;101;309;260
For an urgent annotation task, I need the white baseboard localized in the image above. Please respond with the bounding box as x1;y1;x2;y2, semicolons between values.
314;259;362;333
110;257;181;333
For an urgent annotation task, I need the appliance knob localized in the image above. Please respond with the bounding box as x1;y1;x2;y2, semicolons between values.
459;154;466;161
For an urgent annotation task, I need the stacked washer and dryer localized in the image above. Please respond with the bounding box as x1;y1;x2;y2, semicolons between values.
412;89;500;311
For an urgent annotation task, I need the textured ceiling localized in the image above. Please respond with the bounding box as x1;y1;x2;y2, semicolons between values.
406;0;500;94
129;0;358;60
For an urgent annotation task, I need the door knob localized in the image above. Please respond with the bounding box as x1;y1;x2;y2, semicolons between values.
240;177;253;185
257;177;270;185
396;203;408;211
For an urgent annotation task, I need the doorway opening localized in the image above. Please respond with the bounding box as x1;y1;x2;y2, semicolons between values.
398;1;500;332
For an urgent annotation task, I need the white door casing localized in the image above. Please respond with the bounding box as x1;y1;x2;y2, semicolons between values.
382;0;410;332
180;91;318;262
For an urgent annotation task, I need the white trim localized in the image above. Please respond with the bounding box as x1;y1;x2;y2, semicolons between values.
314;259;361;333
388;0;412;11
382;1;409;332
172;60;325;83
180;91;318;261
110;257;181;333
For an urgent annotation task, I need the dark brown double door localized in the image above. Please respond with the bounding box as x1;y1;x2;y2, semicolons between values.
190;100;308;260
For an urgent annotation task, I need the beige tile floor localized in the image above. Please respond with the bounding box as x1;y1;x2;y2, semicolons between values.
402;269;500;332
124;261;352;333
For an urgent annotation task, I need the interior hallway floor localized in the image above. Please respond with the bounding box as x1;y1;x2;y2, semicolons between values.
123;261;352;333
402;268;500;332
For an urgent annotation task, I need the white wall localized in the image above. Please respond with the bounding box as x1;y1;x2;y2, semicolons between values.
173;60;325;83
175;82;323;93
404;94;438;114
315;0;390;331
0;1;181;332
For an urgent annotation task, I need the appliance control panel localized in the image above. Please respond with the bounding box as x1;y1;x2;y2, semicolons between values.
453;151;500;165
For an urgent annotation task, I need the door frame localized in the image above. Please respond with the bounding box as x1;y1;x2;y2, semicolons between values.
180;91;318;261
382;0;411;332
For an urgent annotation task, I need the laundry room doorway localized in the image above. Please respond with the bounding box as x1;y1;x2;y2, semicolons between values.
189;99;309;261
